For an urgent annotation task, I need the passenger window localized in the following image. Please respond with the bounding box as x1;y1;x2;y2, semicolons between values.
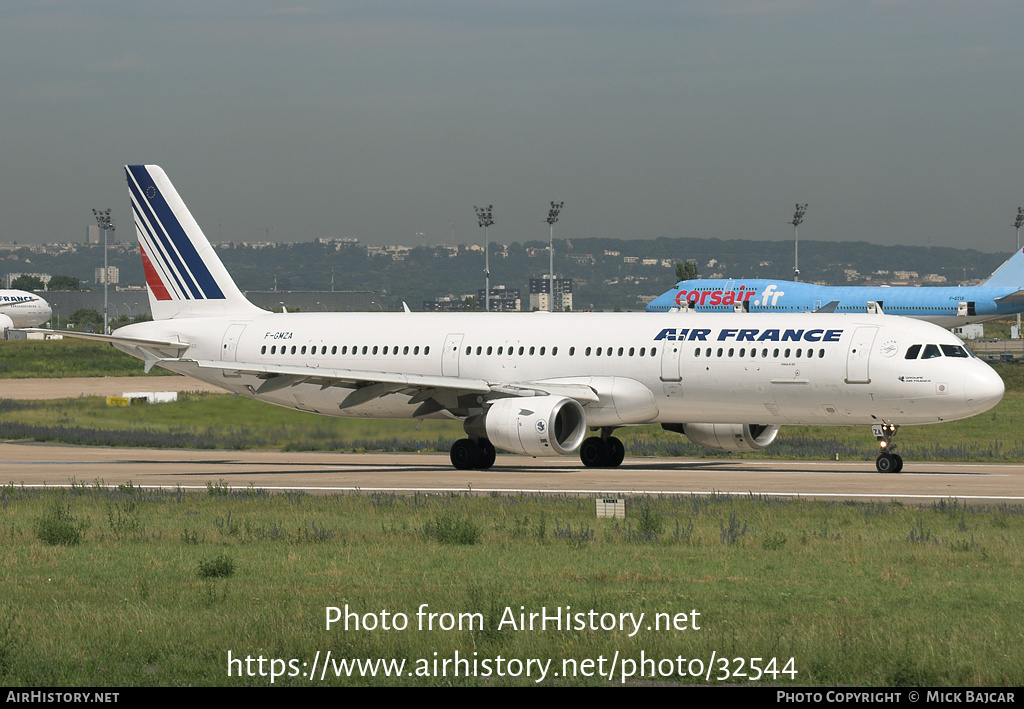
922;344;942;359
905;344;921;359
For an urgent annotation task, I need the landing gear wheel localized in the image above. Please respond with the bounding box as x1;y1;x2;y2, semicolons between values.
606;437;625;467
871;423;903;473
477;439;496;470
875;453;897;474
450;439;481;470
579;436;609;468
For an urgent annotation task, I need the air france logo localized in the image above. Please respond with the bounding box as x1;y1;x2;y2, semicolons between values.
654;327;843;343
675;283;786;308
0;296;33;304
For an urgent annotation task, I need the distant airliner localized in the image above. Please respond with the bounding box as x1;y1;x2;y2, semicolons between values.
0;290;52;330
45;165;1005;474
646;248;1024;328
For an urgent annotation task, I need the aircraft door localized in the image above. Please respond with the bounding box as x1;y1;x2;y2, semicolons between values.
659;340;682;382
220;324;247;362
442;333;464;377
845;326;877;384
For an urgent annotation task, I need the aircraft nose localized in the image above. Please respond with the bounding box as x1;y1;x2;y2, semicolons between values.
965;364;1004;413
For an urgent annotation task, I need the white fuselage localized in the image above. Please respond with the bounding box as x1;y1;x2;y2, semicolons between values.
0;290;51;328
113;310;1004;429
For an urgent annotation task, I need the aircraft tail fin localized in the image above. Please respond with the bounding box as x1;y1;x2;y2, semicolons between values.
125;165;265;320
981;247;1024;289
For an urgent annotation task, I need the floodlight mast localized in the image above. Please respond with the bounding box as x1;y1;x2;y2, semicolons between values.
474;205;494;312
546;201;563;312
790;203;807;282
92;208;114;334
1015;207;1023;338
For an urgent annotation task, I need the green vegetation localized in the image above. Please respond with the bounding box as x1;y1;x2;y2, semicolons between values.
9;275;44;291
0;338;171;378
46;275;80;291
0;485;1020;686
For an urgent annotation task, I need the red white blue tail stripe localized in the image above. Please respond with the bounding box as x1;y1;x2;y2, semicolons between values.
126;165;263;320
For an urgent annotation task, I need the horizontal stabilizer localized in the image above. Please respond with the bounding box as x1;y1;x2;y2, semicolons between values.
994;288;1024;304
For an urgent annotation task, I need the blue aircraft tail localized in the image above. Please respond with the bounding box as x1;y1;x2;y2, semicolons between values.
982;247;1024;289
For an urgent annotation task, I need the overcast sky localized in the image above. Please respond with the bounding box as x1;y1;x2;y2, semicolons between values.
3;1;1024;253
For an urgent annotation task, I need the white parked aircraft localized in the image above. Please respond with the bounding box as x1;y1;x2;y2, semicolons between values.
0;290;52;330
58;165;1005;473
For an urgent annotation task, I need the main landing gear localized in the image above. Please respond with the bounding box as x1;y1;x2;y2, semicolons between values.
872;422;903;473
450;438;496;470
579;429;625;468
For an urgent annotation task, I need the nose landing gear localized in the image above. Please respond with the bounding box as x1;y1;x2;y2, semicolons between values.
872;422;903;473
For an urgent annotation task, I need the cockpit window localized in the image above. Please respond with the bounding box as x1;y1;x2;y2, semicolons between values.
940;344;970;358
905;344;922;359
921;344;942;359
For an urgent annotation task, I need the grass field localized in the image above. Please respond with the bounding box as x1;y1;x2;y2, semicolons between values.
1;484;1021;686
0;338;172;379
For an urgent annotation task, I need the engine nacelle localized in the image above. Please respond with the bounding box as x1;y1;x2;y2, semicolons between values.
0;314;13;337
678;423;779;452
478;395;587;457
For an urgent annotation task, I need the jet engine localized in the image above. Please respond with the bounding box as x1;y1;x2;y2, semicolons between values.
473;395;587;457
0;314;14;334
667;423;779;452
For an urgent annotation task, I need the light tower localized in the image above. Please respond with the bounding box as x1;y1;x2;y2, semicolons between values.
1014;207;1023;338
92;208;114;334
790;203;807;281
546;201;563;312
474;205;494;311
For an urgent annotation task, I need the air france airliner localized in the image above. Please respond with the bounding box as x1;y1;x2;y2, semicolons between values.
55;166;1005;474
0;290;52;330
646;250;1024;328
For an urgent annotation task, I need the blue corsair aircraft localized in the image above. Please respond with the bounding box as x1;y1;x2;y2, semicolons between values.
646;247;1024;328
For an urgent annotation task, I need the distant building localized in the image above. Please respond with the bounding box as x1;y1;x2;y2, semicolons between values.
423;294;475;312
477;285;521;312
6;272;51;288
95;266;119;285
529;277;573;311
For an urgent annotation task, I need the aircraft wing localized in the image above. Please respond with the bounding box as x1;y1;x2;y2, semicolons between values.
812;300;839;313
182;358;601;414
994;289;1024;304
23;328;189;360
